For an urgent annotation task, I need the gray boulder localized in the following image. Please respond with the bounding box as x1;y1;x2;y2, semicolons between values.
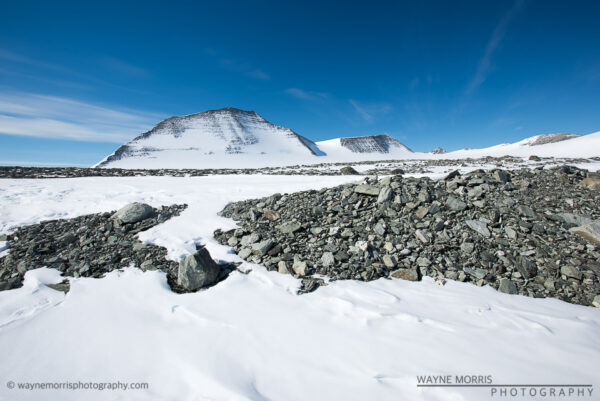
498;279;518;294
112;202;154;224
340;166;359;175
177;247;221;291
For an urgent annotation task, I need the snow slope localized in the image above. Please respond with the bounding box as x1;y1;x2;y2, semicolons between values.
1;175;599;401
96;108;325;169
442;131;600;159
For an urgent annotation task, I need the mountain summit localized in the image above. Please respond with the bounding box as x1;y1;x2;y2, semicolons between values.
96;108;324;168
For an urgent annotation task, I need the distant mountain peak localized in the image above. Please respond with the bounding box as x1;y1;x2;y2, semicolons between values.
431;147;447;154
338;134;413;154
522;133;581;146
96;108;323;167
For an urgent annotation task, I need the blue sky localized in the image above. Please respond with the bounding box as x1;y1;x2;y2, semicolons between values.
1;0;599;166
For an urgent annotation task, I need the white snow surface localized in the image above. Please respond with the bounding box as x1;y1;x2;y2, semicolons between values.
0;175;599;401
441;131;600;159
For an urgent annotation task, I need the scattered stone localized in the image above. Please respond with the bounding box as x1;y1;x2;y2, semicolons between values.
292;259;308;276
177;247;222;291
252;239;274;256
112;202;154;224
340;166;359;175
354;184;380;196
382;255;397;268
528;155;541;161
446;197;467;212
377;187;393;204
581;177;600;189
263;210;280;221
465;220;490;238
561;265;582;281
321;252;335;267
415;207;429;219
569;222;600;246
390;268;419;281
47;280;70;294
278;222;301;234
415;229;430;244
278;261;289;274
498;278;518;294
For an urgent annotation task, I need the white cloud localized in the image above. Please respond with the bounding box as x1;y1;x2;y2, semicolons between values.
0;92;163;143
101;57;151;78
466;0;525;94
285;88;329;101
219;58;270;81
349;99;393;122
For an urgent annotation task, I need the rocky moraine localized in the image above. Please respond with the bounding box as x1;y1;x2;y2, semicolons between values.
215;166;600;306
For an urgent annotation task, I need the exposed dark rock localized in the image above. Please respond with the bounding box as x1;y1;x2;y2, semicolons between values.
214;166;600;306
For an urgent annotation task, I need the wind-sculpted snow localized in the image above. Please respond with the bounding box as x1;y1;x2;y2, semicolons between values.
0;175;599;401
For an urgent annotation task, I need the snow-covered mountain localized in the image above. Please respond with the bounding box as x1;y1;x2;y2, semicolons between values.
96;108;325;169
315;135;414;162
442;132;599;159
96;107;599;168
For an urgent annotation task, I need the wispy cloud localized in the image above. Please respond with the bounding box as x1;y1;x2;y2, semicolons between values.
219;58;270;81
466;0;525;94
349;99;393;122
285;88;329;101
0;92;163;143
0;159;89;167
101;57;151;78
0;49;153;94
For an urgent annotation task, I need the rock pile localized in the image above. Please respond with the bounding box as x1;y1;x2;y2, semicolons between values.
0;203;229;293
215;166;600;306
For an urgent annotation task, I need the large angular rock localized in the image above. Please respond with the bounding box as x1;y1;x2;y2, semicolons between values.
569;222;600;246
278;222;301;234
446;197;467;212
377;187;393;204
465;220;490;238
551;213;594;227
492;170;511;183
498;278;518;294
581;177;600;189
112;202;154;224
292;259;308;276
354;184;380;196
321;252;335;267
560;265;582;280
390;268;419;281
251;239;274;256
177;247;221;291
